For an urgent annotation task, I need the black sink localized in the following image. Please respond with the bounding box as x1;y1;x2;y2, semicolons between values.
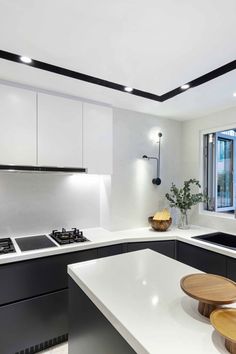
15;235;57;252
192;232;236;250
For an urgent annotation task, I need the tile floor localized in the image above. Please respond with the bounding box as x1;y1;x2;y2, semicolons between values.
41;342;68;354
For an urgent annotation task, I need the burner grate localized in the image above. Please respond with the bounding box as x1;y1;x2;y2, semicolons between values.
0;238;16;255
49;228;89;245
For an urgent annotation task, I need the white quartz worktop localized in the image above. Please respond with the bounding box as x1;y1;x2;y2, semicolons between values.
68;249;233;354
0;224;236;264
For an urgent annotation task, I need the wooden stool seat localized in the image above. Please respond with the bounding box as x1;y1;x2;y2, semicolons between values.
210;308;236;354
180;273;236;317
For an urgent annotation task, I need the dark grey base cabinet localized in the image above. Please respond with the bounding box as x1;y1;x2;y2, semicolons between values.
2;237;236;353
0;289;68;354
0;248;97;306
97;244;125;258
227;257;236;282
127;240;176;259
0;248;97;354
68;279;135;354
177;241;227;276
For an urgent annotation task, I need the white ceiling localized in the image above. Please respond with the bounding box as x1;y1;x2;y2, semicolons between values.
0;0;235;120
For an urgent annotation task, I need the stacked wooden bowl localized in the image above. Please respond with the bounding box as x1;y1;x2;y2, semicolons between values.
211;308;236;354
180;273;236;354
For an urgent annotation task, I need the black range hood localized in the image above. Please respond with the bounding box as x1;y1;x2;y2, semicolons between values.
0;165;87;173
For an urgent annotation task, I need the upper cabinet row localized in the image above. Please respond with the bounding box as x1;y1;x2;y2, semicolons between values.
0;84;113;174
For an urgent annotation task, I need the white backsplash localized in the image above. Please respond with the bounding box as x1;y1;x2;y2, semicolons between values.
0;172;101;237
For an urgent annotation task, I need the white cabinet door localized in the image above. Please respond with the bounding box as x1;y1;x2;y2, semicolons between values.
38;93;83;167
83;103;113;174
0;84;37;165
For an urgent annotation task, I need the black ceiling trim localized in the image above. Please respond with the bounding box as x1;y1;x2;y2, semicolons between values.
160;60;236;101
0;49;235;102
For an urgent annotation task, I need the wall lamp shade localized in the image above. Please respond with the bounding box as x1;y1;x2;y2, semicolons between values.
152;177;161;185
142;133;162;185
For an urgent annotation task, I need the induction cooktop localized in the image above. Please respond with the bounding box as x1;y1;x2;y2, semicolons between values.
15;235;57;252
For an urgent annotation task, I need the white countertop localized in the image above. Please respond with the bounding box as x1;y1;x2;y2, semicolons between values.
68;249;233;354
0;224;236;264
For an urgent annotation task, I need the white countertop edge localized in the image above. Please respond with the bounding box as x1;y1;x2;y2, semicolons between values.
68;262;148;354
0;225;236;264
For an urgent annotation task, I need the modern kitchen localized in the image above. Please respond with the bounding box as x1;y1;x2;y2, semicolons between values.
0;1;236;354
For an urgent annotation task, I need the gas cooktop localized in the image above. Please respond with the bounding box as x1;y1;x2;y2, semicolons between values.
0;238;16;255
49;228;90;245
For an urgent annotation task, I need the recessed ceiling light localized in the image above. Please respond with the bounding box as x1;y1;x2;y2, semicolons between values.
20;56;32;64
124;86;133;93
233;92;236;97
181;84;190;90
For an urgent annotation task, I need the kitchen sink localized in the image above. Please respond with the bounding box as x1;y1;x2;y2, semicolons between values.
192;232;236;250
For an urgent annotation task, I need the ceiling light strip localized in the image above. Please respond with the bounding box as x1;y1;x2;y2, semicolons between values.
161;60;236;101
0;50;235;102
0;49;162;102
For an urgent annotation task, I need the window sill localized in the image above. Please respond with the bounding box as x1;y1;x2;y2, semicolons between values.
199;209;236;220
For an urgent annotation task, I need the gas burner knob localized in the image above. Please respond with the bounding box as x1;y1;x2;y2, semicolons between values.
52;230;58;235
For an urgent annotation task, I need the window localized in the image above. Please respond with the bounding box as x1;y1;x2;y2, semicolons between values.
203;129;236;214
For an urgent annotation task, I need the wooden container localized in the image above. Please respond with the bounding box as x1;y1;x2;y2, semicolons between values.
148;216;172;231
180;273;236;318
210;308;236;354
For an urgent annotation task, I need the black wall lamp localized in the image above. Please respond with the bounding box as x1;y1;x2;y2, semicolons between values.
142;132;162;185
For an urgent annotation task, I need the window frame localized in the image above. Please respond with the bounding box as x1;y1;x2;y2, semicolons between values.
199;123;236;219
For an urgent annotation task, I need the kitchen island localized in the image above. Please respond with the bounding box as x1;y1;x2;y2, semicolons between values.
68;249;231;354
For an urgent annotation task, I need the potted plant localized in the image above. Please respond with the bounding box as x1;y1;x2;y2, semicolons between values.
165;179;206;229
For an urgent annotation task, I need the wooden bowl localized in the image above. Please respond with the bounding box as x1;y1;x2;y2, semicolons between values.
148;216;172;231
210;308;236;353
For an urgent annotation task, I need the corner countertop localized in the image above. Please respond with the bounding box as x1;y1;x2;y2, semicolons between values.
68;249;233;354
0;224;236;265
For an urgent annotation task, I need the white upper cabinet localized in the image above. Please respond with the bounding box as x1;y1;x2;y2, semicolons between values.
38;93;83;167
0;84;37;165
0;84;113;172
83;103;113;174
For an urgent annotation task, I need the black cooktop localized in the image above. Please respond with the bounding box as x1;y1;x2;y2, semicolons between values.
15;235;56;252
0;238;16;255
49;228;90;245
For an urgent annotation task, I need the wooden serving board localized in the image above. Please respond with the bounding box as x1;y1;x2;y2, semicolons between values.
210;308;236;354
180;274;236;317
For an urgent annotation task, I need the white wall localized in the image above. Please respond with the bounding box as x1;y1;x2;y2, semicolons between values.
0;105;182;235
0;173;101;237
0;76;184;235
181;105;236;233
103;108;182;230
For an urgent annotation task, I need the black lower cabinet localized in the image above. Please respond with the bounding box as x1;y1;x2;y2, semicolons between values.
0;289;68;354
227;257;236;282
0;248;98;354
127;240;176;259
68;278;135;354
177;241;227;276
0;248;98;306
97;244;124;258
2;238;235;354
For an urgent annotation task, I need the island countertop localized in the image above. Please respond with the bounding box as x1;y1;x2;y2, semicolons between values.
68;249;233;354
